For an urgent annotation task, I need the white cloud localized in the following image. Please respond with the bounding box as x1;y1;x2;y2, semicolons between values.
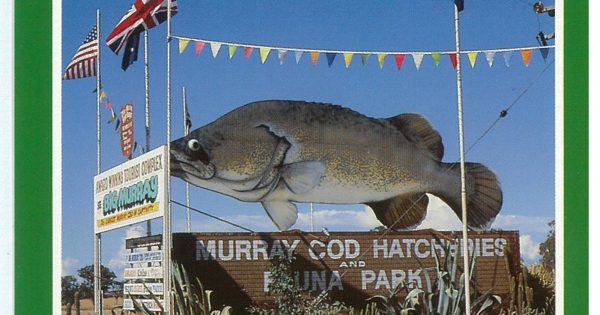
107;225;146;275
520;234;541;264
417;195;463;230
62;257;79;276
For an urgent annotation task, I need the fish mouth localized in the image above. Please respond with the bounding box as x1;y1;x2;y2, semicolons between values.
170;150;215;180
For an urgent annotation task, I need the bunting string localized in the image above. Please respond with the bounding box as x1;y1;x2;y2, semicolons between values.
172;34;555;69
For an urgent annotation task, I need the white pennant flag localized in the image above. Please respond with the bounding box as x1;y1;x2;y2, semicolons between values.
412;53;424;70
278;49;288;65
210;42;222;58
485;51;495;67
295;51;303;64
503;51;513;67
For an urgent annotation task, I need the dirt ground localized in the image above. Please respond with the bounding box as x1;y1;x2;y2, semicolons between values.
61;297;134;315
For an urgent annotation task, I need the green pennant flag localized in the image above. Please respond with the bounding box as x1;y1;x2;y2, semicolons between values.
431;52;441;66
360;54;369;66
228;45;237;59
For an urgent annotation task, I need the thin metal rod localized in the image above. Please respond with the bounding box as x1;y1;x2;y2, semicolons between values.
164;1;173;313
183;86;191;232
94;8;103;315
454;4;471;311
171;200;255;233
144;30;152;237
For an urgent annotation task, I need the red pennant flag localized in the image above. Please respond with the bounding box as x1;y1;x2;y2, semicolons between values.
244;47;253;59
449;53;458;69
394;54;405;70
195;41;205;56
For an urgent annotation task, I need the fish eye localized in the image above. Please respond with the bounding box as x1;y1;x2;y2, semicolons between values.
187;139;200;151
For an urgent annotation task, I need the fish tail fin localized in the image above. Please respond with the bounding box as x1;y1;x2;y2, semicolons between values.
437;162;502;230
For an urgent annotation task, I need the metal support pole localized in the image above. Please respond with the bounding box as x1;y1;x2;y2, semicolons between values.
453;4;471;312
144;30;152;237
183;86;191;232
94;9;103;315
164;0;173;313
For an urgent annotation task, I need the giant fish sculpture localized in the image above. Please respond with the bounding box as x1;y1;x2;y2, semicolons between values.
170;100;502;231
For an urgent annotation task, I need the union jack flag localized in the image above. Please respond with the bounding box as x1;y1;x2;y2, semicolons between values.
106;0;178;55
63;26;98;80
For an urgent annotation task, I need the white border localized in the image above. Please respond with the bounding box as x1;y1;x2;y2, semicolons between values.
53;0;62;314
0;0;14;313
554;0;564;314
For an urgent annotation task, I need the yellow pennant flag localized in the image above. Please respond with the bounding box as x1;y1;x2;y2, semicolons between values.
99;90;106;102
520;49;532;67
178;38;190;54
467;51;478;68
259;47;271;64
343;53;353;68
377;54;386;69
228;45;237;59
310;51;319;65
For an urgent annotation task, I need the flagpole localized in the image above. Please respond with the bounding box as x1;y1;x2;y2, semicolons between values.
93;8;103;315
453;3;471;312
144;30;152;237
164;0;173;313
183;86;191;232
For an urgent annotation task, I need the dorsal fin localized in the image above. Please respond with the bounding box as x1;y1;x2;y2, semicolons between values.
385;113;444;161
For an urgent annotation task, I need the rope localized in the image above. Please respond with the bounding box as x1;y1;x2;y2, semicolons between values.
170;200;255;233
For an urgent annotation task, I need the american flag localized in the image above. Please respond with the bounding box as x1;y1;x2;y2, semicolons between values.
106;0;178;55
63;26;98;80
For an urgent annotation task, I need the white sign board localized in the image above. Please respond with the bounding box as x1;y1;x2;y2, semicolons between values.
123;283;164;295
123;267;164;280
93;146;168;233
123;299;164;311
126;250;163;263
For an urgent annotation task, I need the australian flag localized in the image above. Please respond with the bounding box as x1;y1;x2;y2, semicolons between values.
106;0;178;70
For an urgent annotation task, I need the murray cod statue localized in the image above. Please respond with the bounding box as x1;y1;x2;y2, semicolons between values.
170;100;502;231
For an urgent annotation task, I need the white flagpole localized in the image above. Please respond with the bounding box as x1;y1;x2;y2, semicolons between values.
94;9;103;315
183;86;191;232
144;30;152;237
164;0;173;313
453;3;471;312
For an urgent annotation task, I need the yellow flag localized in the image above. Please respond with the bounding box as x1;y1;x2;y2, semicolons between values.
343;53;353;68
99;90;106;102
178;39;190;54
228;45;237;59
520;49;532;67
377;54;386;69
467;51;478;68
310;51;319;65
260;47;271;64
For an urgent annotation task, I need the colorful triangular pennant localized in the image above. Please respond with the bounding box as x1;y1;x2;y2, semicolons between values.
431;52;441;66
295;51;303;64
539;47;549;62
278;49;287;65
326;53;336;67
178;38;190;54
228;45;237;59
377;54;386;69
343;53;353;68
310;51;319;65
244;47;253;59
520;49;532;67
210;42;222;58
260;47;271;64
485;51;495;67
360;54;369;66
195;41;205;56
467;51;478;68
394;54;405;70
503;51;513;67
99;90;107;102
412;53;424;70
449;53;458;69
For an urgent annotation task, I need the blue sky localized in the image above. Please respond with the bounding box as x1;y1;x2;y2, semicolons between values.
61;1;555;277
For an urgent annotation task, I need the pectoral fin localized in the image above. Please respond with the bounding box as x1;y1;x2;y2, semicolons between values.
261;201;298;231
281;161;325;194
367;193;429;230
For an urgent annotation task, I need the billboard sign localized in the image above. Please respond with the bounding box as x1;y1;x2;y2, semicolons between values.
123;267;164;280
171;230;520;308
93;145;167;233
126;250;163;263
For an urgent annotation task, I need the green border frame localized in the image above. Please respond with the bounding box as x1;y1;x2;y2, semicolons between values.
13;1;589;314
564;1;589;314
15;0;53;314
